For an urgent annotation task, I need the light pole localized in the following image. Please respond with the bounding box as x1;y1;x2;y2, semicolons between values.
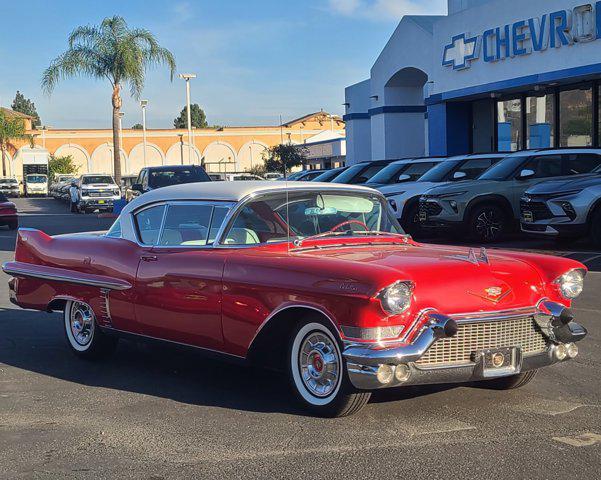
177;133;184;165
117;112;125;175
140;100;148;167
249;144;253;169
178;73;196;164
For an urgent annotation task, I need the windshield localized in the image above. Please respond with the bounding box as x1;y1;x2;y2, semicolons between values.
332;163;388;184
26;175;47;184
479;156;525;181
222;191;403;245
418;160;461;182
149;167;210;188
312;168;345;182
0;179;17;184
83;176;114;185
369;161;439;184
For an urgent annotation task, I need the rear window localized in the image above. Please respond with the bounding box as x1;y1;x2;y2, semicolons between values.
83;176;114;184
148;167;210;189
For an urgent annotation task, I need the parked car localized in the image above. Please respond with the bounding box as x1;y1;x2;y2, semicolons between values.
365;157;443;189
264;172;284;181
0;178;20;197
277;170;325;181
419;149;601;242
24;173;48;197
331;159;396;185
0;193;17;229
76;174;121;213
3;182;589;417
311;166;348;182
50;174;77;199
382;154;506;235
226;173;265;181
521;168;601;246
127;165;212;201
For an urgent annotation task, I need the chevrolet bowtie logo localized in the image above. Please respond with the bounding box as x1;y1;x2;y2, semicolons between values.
443;33;480;70
469;286;512;304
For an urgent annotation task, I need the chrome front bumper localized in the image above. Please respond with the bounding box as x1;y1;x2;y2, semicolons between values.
343;301;587;390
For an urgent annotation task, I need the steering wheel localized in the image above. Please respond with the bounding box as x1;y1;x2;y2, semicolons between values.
329;219;369;233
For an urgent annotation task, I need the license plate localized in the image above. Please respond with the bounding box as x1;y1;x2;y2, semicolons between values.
419;210;427;222
475;347;521;378
522;211;534;223
98;200;105;204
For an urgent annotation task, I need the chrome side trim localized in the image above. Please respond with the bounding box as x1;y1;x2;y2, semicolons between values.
2;263;131;291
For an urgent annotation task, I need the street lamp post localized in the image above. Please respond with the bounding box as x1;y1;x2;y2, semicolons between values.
177;133;184;165
178;73;197;164
140;100;148;167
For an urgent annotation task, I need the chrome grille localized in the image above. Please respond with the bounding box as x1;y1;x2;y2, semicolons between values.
416;316;548;367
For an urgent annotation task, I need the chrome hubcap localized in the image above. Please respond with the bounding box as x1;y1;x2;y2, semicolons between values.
475;210;501;240
70;302;94;346
299;332;339;397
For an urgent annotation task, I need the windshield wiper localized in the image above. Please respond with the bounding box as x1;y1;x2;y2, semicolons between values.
294;230;404;247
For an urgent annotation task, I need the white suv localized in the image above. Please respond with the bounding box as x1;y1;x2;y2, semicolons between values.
380;154;506;235
77;174;121;213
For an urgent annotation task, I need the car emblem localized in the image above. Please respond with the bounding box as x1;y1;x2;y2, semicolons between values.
469;286;511;303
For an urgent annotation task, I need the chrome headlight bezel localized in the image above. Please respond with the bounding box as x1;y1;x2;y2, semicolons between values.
376;280;414;315
554;268;586;299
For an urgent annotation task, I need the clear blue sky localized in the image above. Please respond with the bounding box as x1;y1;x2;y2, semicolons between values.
0;0;446;129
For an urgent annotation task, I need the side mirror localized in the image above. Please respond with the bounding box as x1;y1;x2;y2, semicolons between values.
518;169;535;180
453;171;467;180
397;174;411;183
132;183;144;192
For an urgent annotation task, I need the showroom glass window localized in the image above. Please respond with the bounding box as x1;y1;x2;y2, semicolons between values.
559;87;593;147
526;95;555;149
497;99;522;151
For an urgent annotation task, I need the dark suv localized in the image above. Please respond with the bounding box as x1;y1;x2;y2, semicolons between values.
126;165;211;201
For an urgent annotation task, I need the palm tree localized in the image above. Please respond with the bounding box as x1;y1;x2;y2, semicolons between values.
0;110;29;177
42;16;176;182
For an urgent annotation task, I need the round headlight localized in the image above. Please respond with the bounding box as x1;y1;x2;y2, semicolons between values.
555;269;585;299
378;281;413;314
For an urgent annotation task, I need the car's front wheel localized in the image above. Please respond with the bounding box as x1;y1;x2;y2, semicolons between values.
468;204;508;243
64;300;118;360
288;319;371;417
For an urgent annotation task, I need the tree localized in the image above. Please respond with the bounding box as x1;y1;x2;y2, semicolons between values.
11;91;41;128
41;16;176;183
0;110;29;177
174;104;208;129
263;144;307;175
131;123;143;130
246;164;267;177
49;154;79;182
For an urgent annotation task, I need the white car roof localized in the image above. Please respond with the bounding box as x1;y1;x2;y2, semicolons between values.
122;181;378;213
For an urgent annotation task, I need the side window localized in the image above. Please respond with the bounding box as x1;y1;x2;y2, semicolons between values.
158;204;213;246
521;155;563;178
106;219;122;238
456;158;495;179
134;205;166;245
565;154;601;175
402;162;437;181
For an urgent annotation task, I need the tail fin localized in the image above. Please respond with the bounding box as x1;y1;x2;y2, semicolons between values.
14;228;53;263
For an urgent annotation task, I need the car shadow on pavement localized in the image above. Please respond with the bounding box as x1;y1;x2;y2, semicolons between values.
0;308;456;416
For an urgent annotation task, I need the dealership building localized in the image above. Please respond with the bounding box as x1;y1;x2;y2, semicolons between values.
344;0;601;164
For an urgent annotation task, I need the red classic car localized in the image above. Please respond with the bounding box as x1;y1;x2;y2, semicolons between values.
0;193;18;230
3;182;588;417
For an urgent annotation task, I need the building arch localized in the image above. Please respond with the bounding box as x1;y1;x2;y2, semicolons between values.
1;151;14;178
165;142;202;166
202;141;238;173
128;142;165;175
90;143;128;176
237;141;269;172
54;143;91;175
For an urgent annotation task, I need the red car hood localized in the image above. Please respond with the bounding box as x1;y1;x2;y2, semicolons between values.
295;242;557;315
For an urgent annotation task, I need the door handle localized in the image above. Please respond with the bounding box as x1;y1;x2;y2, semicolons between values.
141;255;158;262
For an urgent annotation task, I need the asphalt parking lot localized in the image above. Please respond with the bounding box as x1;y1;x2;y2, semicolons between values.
1;197;600;479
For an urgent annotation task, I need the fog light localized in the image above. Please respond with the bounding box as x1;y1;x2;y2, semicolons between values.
395;364;411;382
376;364;394;384
567;343;579;358
555;344;568;360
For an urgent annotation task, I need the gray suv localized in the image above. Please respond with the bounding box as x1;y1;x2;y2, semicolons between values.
521;169;601;246
419;149;601;242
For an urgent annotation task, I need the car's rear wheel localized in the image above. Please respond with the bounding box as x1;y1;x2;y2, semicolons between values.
469;204;508;243
476;369;538;390
64;300;117;360
288;320;371;417
591;206;601;248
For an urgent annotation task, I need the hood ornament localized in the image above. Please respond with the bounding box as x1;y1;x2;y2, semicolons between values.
448;247;489;266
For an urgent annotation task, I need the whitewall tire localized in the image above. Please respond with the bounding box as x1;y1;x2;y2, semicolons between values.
64;300;117;359
288;319;371;417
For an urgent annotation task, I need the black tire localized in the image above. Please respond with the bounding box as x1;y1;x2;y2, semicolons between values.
468;204;509;243
64;300;118;360
591;207;601;248
477;369;538;390
7;220;18;230
288;317;371;417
